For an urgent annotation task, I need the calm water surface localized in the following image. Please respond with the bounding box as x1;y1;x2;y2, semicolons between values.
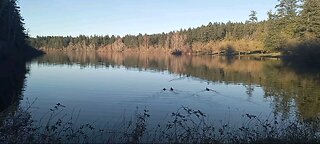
18;51;320;126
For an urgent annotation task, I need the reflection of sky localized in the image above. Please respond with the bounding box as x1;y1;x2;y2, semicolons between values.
23;62;274;127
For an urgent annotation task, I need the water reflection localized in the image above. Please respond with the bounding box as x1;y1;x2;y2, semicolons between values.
0;58;27;112
34;51;320;120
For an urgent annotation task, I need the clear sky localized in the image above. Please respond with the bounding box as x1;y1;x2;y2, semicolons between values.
19;0;278;37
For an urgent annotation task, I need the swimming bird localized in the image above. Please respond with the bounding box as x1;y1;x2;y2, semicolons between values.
170;87;174;91
205;87;219;93
56;103;65;107
163;88;166;91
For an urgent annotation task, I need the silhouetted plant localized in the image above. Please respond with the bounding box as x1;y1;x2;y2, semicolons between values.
0;103;319;143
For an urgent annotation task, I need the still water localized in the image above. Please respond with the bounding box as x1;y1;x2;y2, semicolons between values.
15;51;320;126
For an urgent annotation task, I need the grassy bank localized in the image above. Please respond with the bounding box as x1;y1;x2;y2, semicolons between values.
0;103;319;143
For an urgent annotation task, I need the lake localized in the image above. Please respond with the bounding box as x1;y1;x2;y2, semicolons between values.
3;51;320;129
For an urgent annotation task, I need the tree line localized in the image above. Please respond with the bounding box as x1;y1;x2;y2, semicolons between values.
30;0;320;55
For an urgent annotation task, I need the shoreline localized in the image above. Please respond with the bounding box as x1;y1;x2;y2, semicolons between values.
39;47;282;58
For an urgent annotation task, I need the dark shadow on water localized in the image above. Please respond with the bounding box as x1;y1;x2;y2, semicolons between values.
0;59;26;112
0;45;43;112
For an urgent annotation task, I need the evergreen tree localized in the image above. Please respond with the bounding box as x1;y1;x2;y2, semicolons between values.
249;10;258;23
275;0;299;18
299;0;320;37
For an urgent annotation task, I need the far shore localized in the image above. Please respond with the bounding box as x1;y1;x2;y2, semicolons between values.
39;47;283;58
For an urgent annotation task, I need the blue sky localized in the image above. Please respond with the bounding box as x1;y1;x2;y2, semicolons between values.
19;0;278;37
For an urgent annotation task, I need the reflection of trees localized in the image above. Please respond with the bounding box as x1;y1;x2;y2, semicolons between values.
36;51;320;120
35;51;101;67
0;58;27;112
261;64;320;120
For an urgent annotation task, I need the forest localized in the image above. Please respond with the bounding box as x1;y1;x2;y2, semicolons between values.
30;0;320;59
